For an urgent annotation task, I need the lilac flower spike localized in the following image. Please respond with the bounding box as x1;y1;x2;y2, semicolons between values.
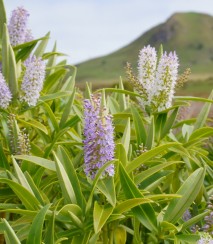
20;56;46;106
8;7;33;46
0;72;12;109
83;95;115;179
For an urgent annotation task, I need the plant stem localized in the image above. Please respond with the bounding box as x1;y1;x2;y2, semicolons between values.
103;224;108;244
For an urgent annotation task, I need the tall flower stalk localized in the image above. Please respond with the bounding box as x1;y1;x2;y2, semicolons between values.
83;94;115;179
0;72;12;109
20;56;46;106
8;6;33;46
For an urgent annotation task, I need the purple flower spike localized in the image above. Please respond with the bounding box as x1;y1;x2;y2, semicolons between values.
8;6;33;46
83;95;115;179
0;72;12;109
20;56;46;106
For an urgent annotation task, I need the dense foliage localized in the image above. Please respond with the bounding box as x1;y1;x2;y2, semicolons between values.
0;1;212;243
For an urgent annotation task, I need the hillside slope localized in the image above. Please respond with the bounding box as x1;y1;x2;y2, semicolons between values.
76;12;213;86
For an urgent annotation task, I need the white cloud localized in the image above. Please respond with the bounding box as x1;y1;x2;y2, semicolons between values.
4;0;213;64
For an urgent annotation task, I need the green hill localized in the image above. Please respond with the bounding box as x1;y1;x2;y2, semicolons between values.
76;12;213;92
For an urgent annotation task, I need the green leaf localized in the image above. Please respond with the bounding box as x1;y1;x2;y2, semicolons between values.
26;205;50;244
155;113;167;142
24;172;46;205
114;198;153;214
39;91;72;103
33;32;50;57
163;168;205;223
194;90;213;130
93;201;114;233
62;65;76;91
134;161;183;185
8;44;18;99
161;108;178;139
0;143;10;170
175;234;200;243
126;142;180;173
59;88;76;128
118;78;127;111
115;143;128;167
2;24;9;81
0;178;40;210
1;25;18;98
40;102;59;132
56;146;85;209
95;88;142;98
86;160;116;214
44;211;55;244
96;177;116;207
11;156;34;195
17;118;48;135
1;219;21;244
16;42;37;61
0;0;6;40
68;211;83;229
53;152;78;204
175;95;213;104
181;211;210;231
119;163;157;232
14;155;56;171
121;118;130;155
131;105;146;145
184;127;213;147
43;68;66;92
57;204;82;223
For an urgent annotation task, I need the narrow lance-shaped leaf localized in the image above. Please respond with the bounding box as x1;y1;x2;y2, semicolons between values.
131;104;147;145
161;107;179;139
33;32;50;57
118;78;127;111
193;90;213;130
0;0;6;40
53;152;78;204
163;168;205;223
126;142;180;173
11;156;35;195
56;146;85;209
8;44;18;99
0;178;40;210
93;201;114;233
26;205;50;244
1;219;21;244
59;88;76;128
121;117;131;155
119;162;157;232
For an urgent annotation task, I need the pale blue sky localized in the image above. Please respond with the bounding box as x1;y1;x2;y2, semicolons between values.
4;0;213;64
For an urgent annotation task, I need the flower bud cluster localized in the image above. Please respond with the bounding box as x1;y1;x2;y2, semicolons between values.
197;232;213;244
83;94;115;179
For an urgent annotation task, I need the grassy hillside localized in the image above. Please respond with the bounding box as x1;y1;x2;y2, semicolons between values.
76;12;213;94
